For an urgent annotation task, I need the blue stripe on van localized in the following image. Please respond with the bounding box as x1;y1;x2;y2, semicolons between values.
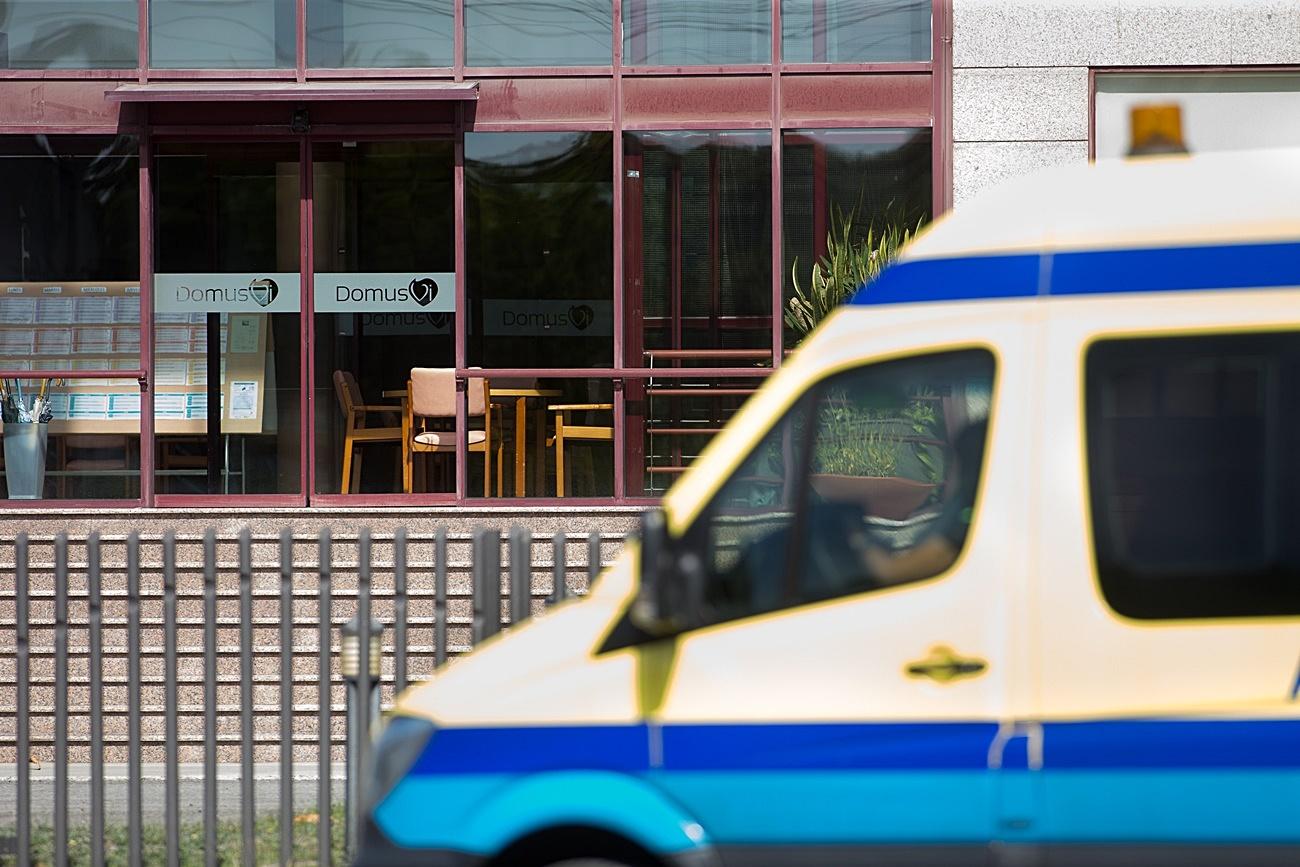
403;718;1300;777
850;240;1300;306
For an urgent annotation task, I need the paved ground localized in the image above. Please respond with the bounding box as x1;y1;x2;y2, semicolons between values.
0;764;347;826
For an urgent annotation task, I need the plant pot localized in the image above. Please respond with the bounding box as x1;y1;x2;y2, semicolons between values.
809;474;936;521
3;422;49;499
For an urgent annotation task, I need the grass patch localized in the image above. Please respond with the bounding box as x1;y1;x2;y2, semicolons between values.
5;805;348;866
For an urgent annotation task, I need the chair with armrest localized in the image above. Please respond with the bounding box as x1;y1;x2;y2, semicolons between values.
547;402;613;497
404;368;498;496
334;369;404;494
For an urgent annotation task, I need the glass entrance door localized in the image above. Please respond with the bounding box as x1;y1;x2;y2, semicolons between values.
311;140;455;496
152;142;303;496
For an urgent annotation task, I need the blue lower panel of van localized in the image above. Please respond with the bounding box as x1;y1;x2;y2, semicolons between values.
1034;770;1300;842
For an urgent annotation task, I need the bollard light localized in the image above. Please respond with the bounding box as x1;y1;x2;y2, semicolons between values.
340;617;383;680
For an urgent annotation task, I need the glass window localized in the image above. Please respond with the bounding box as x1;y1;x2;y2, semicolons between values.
1095;73;1300;160
782;0;930;63
150;0;294;68
0;136;141;500
0;1;137;68
466;0;611;66
465;132;613;370
311;140;455;496
693;349;993;627
782;128;931;347
624;0;770;66
153;143;301;495
307;0;452;68
1087;332;1300;620
625;130;772;361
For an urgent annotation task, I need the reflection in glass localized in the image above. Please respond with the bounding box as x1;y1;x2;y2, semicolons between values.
0;137;140;499
153;143;301;495
625;130;772;359
782;0;930;62
308;0;452;68
0;1;137;68
623;0;769;66
312;141;455;495
150;0;294;68
466;0;611;66
782;128;931;346
465;132;613;370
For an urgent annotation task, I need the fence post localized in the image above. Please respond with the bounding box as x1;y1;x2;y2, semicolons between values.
550;534;567;605
394;528;408;693
279;528;294;867
163;531;179;867
588;531;603;588
202;530;218;867
88;533;105;867
54;533;67;867
318;528;333;866
509;525;531;625
15;533;29;867
472;527;501;644
343;529;382;860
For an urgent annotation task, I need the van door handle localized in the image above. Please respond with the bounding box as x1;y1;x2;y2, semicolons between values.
905;645;988;684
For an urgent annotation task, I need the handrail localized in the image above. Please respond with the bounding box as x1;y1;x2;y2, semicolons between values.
643;349;771;360
0;369;145;380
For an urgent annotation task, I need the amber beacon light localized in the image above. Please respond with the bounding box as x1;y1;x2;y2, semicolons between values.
1128;103;1189;157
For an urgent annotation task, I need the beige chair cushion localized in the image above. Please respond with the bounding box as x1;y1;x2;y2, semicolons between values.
414;430;486;447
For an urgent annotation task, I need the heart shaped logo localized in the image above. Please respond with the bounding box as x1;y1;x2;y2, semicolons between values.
248;277;279;308
569;304;595;331
428;312;450;329
409;277;438;308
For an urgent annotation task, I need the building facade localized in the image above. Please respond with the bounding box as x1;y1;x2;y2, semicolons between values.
3;0;1298;538
0;0;944;537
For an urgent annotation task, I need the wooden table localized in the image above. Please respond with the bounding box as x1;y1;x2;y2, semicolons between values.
384;385;562;496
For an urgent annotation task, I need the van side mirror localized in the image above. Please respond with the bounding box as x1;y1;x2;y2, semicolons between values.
631;508;704;636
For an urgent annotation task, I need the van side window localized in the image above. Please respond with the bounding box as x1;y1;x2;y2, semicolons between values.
696;349;995;627
1086;332;1300;619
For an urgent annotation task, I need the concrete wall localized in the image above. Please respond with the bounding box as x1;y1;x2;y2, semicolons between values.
951;0;1300;205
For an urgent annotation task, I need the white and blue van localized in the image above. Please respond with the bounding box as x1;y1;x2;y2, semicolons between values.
358;146;1300;867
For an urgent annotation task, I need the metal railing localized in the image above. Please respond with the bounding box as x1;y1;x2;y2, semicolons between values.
1;525;616;866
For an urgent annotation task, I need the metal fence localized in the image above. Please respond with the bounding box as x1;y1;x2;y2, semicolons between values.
2;525;615;866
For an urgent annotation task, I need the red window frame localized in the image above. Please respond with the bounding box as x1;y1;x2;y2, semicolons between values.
0;0;951;508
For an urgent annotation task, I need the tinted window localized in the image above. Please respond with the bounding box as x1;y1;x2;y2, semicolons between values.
624;0;769;66
782;0;930;63
1087;332;1300;619
0;1;137;68
308;0;452;67
466;0;611;66
695;349;994;627
150;0;294;68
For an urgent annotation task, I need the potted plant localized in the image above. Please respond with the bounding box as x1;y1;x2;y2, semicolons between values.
785;207;924;346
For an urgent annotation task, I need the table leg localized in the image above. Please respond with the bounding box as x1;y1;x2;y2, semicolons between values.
515;397;527;497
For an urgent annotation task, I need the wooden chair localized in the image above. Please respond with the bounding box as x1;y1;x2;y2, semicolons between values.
334;370;403;494
403;368;499;496
547;403;613;497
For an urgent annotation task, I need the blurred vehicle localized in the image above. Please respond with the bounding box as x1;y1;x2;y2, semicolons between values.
359;145;1300;866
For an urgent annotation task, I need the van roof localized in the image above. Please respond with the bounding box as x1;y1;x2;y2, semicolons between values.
851;149;1300;307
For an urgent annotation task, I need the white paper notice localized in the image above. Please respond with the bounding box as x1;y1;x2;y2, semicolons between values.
228;315;260;353
230;381;258;420
155;359;188;386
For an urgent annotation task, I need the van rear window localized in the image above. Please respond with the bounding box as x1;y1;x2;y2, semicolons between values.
1086;331;1300;620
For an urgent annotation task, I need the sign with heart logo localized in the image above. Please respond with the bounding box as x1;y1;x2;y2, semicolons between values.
483;299;612;336
315;273;456;313
568;304;595;331
248;277;279;308
154;273;301;313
